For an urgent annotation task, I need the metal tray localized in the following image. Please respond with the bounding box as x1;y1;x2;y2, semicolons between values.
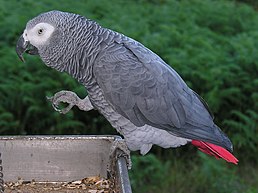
0;135;132;193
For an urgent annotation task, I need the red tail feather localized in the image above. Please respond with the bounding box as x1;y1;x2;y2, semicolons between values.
191;140;238;164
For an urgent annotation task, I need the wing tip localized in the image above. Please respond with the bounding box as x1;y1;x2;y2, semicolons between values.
192;140;238;165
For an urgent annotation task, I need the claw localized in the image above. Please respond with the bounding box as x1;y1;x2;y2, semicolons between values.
46;95;74;114
52;103;62;113
47;96;58;112
59;104;73;114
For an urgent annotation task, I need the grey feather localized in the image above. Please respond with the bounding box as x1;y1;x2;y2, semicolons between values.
19;10;233;153
94;36;232;151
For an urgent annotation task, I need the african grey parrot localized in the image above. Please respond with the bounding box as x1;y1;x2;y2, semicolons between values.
16;10;238;164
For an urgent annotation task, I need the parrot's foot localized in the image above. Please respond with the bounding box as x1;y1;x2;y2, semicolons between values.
47;90;94;114
108;139;132;172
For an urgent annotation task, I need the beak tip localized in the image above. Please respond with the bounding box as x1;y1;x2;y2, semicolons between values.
16;35;27;63
19;56;25;63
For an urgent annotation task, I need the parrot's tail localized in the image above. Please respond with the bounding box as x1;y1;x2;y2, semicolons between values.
191;140;238;164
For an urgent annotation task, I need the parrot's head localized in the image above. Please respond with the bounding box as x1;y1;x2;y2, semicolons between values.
16;10;94;72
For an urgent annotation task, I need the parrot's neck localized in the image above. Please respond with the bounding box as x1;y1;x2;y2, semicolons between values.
63;27;120;88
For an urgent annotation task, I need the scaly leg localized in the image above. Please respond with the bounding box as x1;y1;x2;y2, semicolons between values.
47;90;94;114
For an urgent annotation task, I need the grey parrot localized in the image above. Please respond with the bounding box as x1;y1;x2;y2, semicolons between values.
16;10;237;164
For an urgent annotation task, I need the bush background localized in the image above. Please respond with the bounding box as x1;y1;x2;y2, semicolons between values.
0;0;258;192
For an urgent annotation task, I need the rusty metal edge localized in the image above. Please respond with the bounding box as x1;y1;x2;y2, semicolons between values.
0;135;121;141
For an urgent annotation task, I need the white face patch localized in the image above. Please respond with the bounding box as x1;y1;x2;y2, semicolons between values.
23;23;55;47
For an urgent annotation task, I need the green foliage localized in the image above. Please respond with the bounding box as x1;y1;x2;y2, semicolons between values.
0;49;85;134
224;110;258;155
129;154;171;193
0;0;258;192
130;152;258;193
196;153;242;193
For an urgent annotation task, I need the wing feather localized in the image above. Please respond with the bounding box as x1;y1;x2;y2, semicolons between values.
93;36;232;151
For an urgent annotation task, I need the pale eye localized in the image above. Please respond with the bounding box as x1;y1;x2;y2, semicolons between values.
38;28;44;35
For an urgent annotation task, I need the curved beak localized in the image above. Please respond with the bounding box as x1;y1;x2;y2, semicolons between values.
16;35;39;62
16;35;29;62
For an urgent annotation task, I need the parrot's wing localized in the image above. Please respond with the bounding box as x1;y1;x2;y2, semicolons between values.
93;37;230;149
